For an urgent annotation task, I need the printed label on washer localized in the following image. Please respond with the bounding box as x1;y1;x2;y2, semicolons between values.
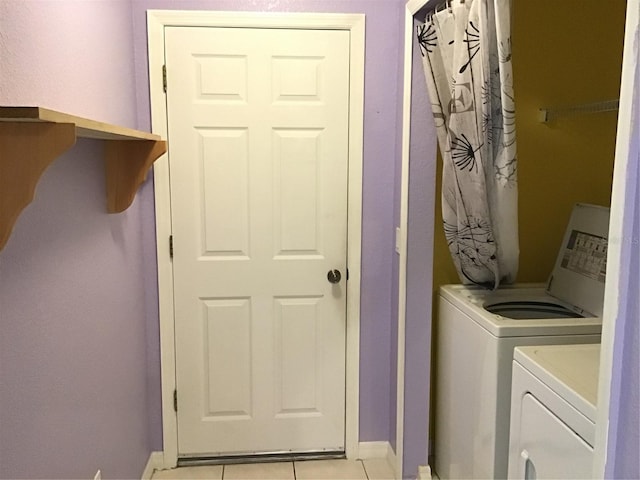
560;230;607;283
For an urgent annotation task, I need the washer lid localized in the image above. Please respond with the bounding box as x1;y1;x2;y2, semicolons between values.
547;203;610;317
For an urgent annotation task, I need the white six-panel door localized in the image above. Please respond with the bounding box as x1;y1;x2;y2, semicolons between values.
164;26;350;457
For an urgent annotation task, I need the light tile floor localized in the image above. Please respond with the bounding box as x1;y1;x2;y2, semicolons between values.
151;458;395;480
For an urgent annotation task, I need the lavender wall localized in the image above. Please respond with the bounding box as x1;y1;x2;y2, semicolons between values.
604;60;640;479
0;1;153;478
607;183;639;479
0;1;635;478
130;0;407;448
400;18;437;478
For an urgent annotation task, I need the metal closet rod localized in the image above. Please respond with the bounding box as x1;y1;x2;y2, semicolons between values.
538;99;620;123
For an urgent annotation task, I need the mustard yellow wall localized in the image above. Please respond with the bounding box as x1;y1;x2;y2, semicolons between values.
432;0;626;292
512;0;626;281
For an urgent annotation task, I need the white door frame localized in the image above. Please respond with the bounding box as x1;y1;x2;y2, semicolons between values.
398;0;638;478
148;10;365;468
396;2;440;478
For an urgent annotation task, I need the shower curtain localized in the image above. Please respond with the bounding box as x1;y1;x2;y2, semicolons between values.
418;0;519;288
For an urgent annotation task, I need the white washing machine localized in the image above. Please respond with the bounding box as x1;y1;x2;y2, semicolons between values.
434;204;608;480
508;344;600;479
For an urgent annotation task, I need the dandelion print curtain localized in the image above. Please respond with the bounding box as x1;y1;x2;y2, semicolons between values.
418;0;519;288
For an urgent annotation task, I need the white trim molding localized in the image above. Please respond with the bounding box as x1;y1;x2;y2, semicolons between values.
357;442;397;479
147;10;365;467
387;445;398;479
395;4;411;475
418;464;435;480
397;1;439;478
357;441;392;460
141;451;164;480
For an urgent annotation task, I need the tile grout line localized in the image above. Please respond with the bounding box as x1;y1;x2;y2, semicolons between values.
148;458;395;480
361;459;371;480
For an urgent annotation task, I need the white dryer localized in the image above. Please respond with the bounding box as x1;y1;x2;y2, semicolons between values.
434;204;608;480
508;344;600;479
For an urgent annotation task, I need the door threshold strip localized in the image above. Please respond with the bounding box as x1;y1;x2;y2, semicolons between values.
178;450;345;466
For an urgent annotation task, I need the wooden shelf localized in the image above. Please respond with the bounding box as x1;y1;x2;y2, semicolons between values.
0;106;167;251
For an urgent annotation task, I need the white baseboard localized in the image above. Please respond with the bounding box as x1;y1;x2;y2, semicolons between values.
387;446;398;480
418;464;435;480
358;441;391;459
358;442;397;478
141;451;164;480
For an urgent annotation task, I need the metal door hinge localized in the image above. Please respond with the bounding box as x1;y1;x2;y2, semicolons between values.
173;389;178;412
169;235;174;259
162;65;167;93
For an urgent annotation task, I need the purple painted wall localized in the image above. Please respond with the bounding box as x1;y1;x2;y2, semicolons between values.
130;0;407;448
0;1;637;478
604;60;640;479
607;182;639;479
401;17;437;479
0;1;153;478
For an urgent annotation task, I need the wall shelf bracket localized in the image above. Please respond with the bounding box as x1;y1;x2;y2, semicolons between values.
105;140;168;213
0;122;77;250
0;106;168;251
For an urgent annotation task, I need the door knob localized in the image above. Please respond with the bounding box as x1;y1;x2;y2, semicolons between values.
327;269;342;284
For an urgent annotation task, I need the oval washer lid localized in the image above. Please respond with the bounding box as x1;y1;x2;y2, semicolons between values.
546;203;610;317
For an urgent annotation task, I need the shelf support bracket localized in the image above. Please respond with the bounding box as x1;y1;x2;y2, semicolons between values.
104;140;167;213
0;122;76;250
